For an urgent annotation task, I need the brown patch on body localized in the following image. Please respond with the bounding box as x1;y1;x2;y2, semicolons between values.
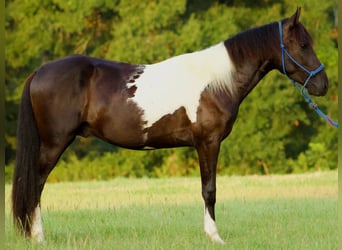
145;107;194;148
70;57;148;149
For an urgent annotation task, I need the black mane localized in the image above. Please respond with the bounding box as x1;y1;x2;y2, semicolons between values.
224;22;279;66
224;20;313;67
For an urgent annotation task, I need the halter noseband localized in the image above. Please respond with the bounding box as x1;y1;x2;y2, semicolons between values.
278;21;338;128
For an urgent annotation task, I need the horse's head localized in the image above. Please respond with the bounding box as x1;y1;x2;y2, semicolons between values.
279;8;328;96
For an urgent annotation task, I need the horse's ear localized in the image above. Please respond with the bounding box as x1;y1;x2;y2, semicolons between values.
285;7;301;30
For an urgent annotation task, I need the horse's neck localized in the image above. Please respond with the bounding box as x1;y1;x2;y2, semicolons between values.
223;23;279;102
233;59;273;102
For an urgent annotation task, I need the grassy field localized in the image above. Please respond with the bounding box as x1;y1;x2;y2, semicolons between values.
5;171;337;249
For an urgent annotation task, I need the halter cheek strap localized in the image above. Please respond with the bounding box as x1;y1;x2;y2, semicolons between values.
278;21;338;128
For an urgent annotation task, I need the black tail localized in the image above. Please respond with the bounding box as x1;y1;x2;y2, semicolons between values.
12;72;40;237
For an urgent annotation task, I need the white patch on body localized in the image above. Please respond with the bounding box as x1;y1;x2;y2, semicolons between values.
204;207;225;244
128;42;235;127
31;205;44;242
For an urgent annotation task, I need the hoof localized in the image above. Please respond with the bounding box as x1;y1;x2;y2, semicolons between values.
207;232;225;244
31;205;45;242
204;208;225;244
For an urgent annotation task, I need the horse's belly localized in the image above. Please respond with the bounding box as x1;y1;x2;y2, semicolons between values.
143;106;194;148
91;106;194;149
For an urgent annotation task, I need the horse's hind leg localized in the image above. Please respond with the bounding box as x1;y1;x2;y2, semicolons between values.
31;136;75;241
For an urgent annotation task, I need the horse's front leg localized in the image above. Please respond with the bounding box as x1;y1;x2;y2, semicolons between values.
196;140;225;244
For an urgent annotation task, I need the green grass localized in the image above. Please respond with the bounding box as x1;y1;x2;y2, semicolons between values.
5;171;337;249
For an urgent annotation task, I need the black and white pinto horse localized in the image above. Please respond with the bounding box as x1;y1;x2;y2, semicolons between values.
13;8;328;243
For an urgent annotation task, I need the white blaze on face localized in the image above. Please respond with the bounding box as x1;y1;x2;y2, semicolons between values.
31;205;44;242
128;42;235;127
204;207;225;244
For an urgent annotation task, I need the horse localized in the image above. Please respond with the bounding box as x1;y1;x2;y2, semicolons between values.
12;8;328;243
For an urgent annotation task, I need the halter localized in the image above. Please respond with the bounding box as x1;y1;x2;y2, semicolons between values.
278;21;338;128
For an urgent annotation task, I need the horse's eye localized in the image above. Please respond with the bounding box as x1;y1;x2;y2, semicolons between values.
300;43;308;49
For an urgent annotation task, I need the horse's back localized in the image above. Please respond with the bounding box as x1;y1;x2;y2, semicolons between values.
31;55;133;89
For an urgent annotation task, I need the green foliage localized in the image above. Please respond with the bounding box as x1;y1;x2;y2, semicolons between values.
46;147;200;182
5;0;338;181
289;142;337;172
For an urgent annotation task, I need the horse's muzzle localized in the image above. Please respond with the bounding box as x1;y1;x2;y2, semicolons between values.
307;74;328;96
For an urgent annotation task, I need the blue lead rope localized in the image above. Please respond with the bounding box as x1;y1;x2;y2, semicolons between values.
291;80;338;128
278;22;338;128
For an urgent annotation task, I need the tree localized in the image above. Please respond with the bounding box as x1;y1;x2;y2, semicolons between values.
5;0;338;181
